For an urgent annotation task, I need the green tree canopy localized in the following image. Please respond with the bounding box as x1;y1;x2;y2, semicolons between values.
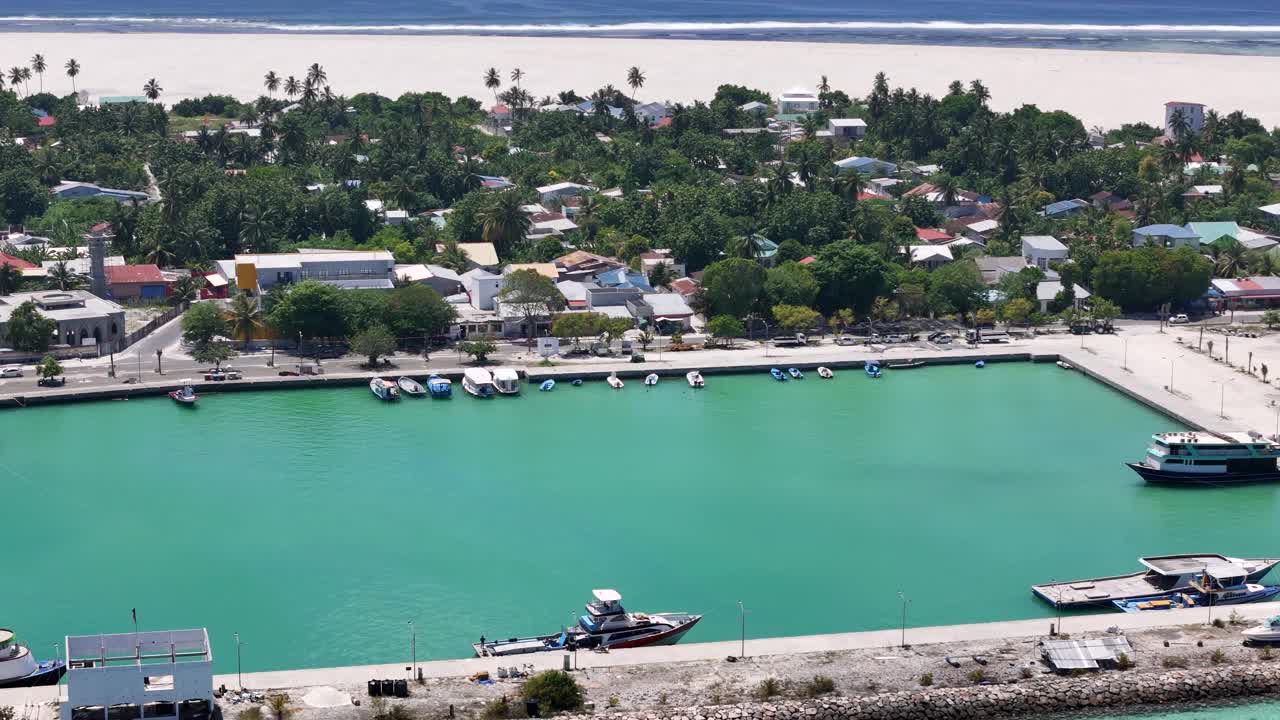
350;323;397;366
3;301;55;352
267;280;349;340
498;269;565;347
928;261;987;324
706;314;744;346
385;284;456;339
810;239;890;314
772;304;821;333
699;258;767;318
765;261;820;307
181;301;228;347
38;353;63;379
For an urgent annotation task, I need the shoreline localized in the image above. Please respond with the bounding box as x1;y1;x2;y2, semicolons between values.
3;33;1280;128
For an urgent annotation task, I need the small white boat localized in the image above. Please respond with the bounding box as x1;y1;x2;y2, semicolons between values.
644;373;659;386
462;368;496;398
370;378;400;401
817;366;833;379
169;385;198;405
397;376;426;396
493;368;521;395
1056;360;1073;370
607;373;624;390
686;371;705;388
539;379;555;392
1244;615;1280;643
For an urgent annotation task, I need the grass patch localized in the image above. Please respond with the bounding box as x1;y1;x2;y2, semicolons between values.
966;669;989;684
918;673;933;687
167;115;239;133
1209;649;1227;665
802;676;835;697
1115;653;1135;671
754;677;782;700
1019;666;1034;679
1162;656;1189;669
1212;618;1226;629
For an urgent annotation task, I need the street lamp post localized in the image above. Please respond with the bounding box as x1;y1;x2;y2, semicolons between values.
1123;338;1128;371
156;349;163;374
737;601;747;659
897;592;910;649
234;633;244;690
409;620;416;682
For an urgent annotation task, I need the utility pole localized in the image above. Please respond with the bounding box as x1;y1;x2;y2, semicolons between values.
235;633;244;690
737;601;747;659
897;592;910;649
409;620;416;682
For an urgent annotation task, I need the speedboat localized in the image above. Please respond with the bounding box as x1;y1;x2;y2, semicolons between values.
0;628;65;689
493;368;521;395
975;360;985;368
462;368;497;398
1126;430;1280;486
370;378;400;401
644;373;659;386
607;373;624;389
1112;582;1280;613
427;375;452;398
770;368;787;381
865;361;881;378
817;366;833;379
886;359;925;369
1056;360;1073;370
686;371;705;388
788;367;803;379
169;385;198;405
539;379;555;392
1032;554;1280;610
1243;615;1280;643
473;589;701;657
397;377;426;396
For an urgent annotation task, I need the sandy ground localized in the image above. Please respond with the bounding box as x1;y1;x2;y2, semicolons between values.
4;33;1280;129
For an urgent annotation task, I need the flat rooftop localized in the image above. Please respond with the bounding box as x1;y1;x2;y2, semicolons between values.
1140;554;1238;576
66;628;211;666
1155;431;1269;445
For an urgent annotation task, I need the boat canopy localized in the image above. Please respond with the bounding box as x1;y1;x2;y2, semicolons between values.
593;589;622;602
1139;554;1241;578
464;368;493;383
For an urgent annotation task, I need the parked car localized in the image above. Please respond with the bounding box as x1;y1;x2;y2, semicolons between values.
834;335;860;346
1169;314;1190;324
0;366;23;378
37;376;66;387
933;333;953;344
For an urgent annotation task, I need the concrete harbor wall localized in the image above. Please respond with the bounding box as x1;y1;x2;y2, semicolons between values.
592;665;1280;720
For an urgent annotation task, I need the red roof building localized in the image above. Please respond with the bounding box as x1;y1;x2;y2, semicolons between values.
798;256;816;265
915;227;953;243
37;116;56;127
0;252;36;270
105;264;170;301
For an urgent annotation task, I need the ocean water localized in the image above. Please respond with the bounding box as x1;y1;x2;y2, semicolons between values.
2;0;1280;55
3;363;1272;674
1092;701;1280;719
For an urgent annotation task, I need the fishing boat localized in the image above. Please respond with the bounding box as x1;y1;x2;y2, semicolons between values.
607;373;624;390
0;629;65;689
539;379;555;392
1056;360;1073;370
1126;430;1280;486
493;368;521;395
817;366;834;379
571;379;583;386
397;376;426;396
865;361;881;378
462;368;496;398
644;373;659;386
1243;616;1280;643
370;378;400;401
1031;554;1280;610
1112;580;1280;613
169;385;198;405
788;367;804;379
686;371;705;388
473;589;701;657
427;375;453;398
975;360;985;368
770;368;787;381
886;359;925;369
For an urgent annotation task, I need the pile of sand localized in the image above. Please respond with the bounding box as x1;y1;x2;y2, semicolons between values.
302;687;351;708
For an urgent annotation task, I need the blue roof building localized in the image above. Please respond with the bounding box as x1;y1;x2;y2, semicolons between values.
1133;224;1200;250
1043;198;1090;218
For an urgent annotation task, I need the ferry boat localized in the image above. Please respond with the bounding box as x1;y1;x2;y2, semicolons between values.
472;589;701;657
493;368;521;395
462;368;496;398
0;628;65;688
427;375;452;398
686;371;705;388
369;378;400;401
1031;554;1280;610
1126;431;1280;485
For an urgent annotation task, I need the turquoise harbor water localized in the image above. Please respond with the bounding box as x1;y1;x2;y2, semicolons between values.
3;363;1278;674
1093;702;1280;719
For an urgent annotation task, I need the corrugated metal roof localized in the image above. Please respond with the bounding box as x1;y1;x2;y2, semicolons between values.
1042;637;1133;670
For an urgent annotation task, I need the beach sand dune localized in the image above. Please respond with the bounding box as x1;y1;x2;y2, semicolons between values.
5;32;1280;129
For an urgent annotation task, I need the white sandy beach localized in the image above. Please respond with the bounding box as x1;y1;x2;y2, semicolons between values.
4;33;1280;129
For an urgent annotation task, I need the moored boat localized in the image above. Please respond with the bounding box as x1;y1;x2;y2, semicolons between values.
493;368;521;395
788;367;803;379
686;371;705;388
462;368;496;398
169;385;198;405
473;589;701;657
370;378;400;401
644;373;659;386
1112;581;1280;613
770;368;787;381
886;360;925;369
817;366;833;379
571;379;583;386
427;375;453;398
539;379;556;392
1031;554;1280;610
607;373;624;390
975;360;985;368
1056;360;1073;370
0;628;66;689
865;361;881;378
1126;430;1280;486
1243;615;1280;643
397;376;426;396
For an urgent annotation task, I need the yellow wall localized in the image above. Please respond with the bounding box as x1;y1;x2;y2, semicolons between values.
234;262;258;291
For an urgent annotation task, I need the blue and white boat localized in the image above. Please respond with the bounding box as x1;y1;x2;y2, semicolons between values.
770;368;787;381
975;360;985;368
865;361;881;378
787;368;803;379
427;374;452;398
1112;572;1280;613
644;373;659;386
571;379;583;386
539;379;555;392
0;629;65;689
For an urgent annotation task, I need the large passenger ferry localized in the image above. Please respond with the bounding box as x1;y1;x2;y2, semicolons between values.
1126;431;1280;485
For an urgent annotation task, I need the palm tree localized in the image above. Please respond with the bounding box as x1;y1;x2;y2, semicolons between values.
766;161;793;202
0;263;21;295
143;78;162;102
7;68;26;96
435;240;471;273
479;191;531;258
818;74;830;94
47;259;82;291
834;171;864;203
968;79;989;105
626;66;645;97
65;58;80;94
1214;239;1247;278
306;63;327;86
19;67;31;95
483;67;501;104
229;292;262;349
30;53;45;92
168;274;204;306
143;235;178;267
510;67;524;88
239;203;275;252
933;173;959;206
283;75;301;99
263;70;280;96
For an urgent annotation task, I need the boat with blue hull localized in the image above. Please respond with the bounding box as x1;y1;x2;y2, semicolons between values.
788;368;803;379
1032;554;1280;610
865;361;881;378
770;368;787;381
0;629;65;689
1113;583;1280;613
1127;430;1280;486
427;375;452;398
539;379;555;392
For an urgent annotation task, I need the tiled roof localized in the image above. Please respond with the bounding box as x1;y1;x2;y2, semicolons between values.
0;252;36;269
105;264;166;284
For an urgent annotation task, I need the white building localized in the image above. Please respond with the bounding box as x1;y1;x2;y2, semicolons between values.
0;290;126;352
535;182;594;206
214;250;396;294
828;118;867;140
777;88;820;115
1164;101;1205;137
61;629;214;720
1021;235;1068;270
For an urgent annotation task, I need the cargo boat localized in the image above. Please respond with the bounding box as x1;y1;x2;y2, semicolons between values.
1031;554;1280;610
